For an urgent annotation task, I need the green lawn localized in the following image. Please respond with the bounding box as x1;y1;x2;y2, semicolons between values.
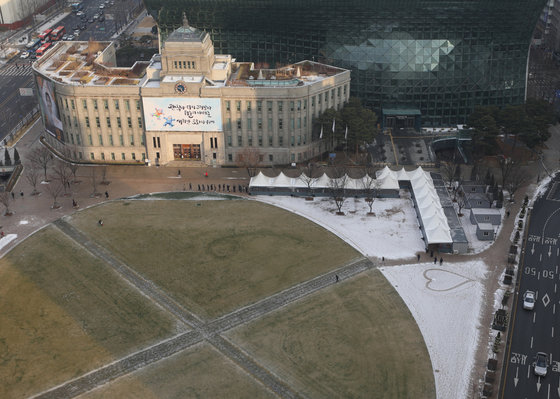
68;199;361;318
0;227;178;399
227;270;436;399
79;343;276;399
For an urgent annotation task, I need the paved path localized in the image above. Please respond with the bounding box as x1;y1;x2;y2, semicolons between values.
37;217;373;398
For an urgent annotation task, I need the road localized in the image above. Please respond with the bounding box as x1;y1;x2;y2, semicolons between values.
501;174;560;398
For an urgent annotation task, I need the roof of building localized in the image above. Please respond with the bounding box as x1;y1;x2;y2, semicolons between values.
471;208;501;215
165;25;207;43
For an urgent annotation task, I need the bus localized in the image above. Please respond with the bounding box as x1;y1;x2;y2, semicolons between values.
50;26;66;41
71;2;83;12
26;38;41;51
38;29;53;43
36;42;52;58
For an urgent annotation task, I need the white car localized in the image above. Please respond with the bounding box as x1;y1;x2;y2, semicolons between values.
67;34;75;41
99;4;104;9
523;290;535;310
20;51;30;59
76;11;84;17
534;352;548;377
74;29;81;36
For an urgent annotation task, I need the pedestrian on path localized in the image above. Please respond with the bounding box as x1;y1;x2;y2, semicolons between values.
506;211;510;218
105;191;109;199
335;274;339;282
434;257;437;264
189;182;192;190
439;257;443;265
98;219;103;226
205;171;208;178
11;192;14;200
177;169;181;177
20;191;23;198
417;254;420;262
382;256;385;263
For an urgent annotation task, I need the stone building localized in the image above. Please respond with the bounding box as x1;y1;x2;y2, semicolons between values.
31;22;350;166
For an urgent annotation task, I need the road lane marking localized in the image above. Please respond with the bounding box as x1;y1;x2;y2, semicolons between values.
552;326;555;338
531;336;534;348
534;312;537;323
554;304;556;315
555;283;558;293
540;254;543;262
539;271;541;280
514;366;519;387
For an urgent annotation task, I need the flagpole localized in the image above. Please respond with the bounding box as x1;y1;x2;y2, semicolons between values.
345;125;348;160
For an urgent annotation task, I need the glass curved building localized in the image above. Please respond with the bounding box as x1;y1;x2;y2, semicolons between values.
145;0;547;126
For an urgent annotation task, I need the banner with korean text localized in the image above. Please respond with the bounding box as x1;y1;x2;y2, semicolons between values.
142;97;222;132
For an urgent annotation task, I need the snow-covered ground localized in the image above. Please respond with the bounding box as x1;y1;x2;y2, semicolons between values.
381;261;487;399
257;191;425;259
255;194;487;399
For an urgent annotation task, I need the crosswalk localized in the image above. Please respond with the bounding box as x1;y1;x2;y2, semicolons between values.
0;63;33;76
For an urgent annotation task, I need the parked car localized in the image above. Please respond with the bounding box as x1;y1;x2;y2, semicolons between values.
99;4;104;9
74;29;81;36
29;52;37;60
67;34;75;41
72;24;80;31
88;18;94;23
534;352;548;377
523;290;535;310
80;24;86;30
20;51;30;59
62;34;69;41
98;15;105;22
76;11;84;17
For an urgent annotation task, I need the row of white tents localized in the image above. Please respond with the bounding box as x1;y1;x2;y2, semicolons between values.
249;166;452;245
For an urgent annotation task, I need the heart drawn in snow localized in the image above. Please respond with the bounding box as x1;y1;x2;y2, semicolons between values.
423;269;474;292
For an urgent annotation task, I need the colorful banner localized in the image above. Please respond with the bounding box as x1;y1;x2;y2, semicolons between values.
36;75;64;141
142;97;222;132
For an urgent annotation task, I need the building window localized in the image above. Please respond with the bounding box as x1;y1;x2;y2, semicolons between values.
483;231;489;236
279;136;283;146
111;152;115;160
278;119;283;130
71;99;75;110
90;152;94;160
173;61;178;69
248;136;253;146
258;118;263;130
237;136;242;146
103;100;108;110
236;101;241;111
98;135;103;146
82;99;87;109
114;100;119;110
303;99;307;110
119;135;124;146
106;117;111;128
290;118;294;130
304;116;307;127
64;99;69;109
289;101;294;112
142;153;145;160
311;96;315;107
88;134;93;145
225;100;230;111
257;101;262;112
127;117;132;128
109;135;114;146
344;85;347;95
130;134;134;146
331;90;334;99
93;99;98;110
278;101;283;112
101;153;105;160
138;117;143;128
226;118;231;130
141;134;145;146
228;154;233;161
318;94;321;105
268;136;273;146
125;99;130;111
85;116;90;128
96;116;100;128
132;153;136;160
116;117;121;128
121;153;125;160
290;136;295;146
247;117;252;130
227;136;232;146
258;135;263;146
237;119;242;129
77;135;81;145
267;101;273;112
192;61;196;69
136;100;140;110
247;101;251;111
297;118;301;129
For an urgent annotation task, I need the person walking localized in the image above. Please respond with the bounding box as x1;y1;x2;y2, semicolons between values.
440;257;443;265
105;191;109;199
434;257;437;264
11;192;14;200
177;169;181;177
417;254;421;262
335;274;339;282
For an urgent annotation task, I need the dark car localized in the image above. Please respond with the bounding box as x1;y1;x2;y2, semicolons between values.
98;15;105;22
80;24;87;30
72;24;79;30
80;14;87;20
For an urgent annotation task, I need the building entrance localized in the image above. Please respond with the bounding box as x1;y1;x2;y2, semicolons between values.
173;144;201;160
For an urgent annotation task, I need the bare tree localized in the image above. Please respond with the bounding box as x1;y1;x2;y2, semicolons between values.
235;148;263;177
361;165;380;215
100;166;110;185
45;179;63;209
298;162;319;198
441;160;459;189
29;146;53;182
89;167;100;197
327;167;348;215
506;167;529;202
24;166;40;195
0;192;12;216
52;160;72;196
456;190;467;217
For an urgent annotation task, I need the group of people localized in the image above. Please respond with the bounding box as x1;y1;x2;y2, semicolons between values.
191;183;248;194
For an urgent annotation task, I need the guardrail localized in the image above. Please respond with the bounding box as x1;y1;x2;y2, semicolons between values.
3;105;40;147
